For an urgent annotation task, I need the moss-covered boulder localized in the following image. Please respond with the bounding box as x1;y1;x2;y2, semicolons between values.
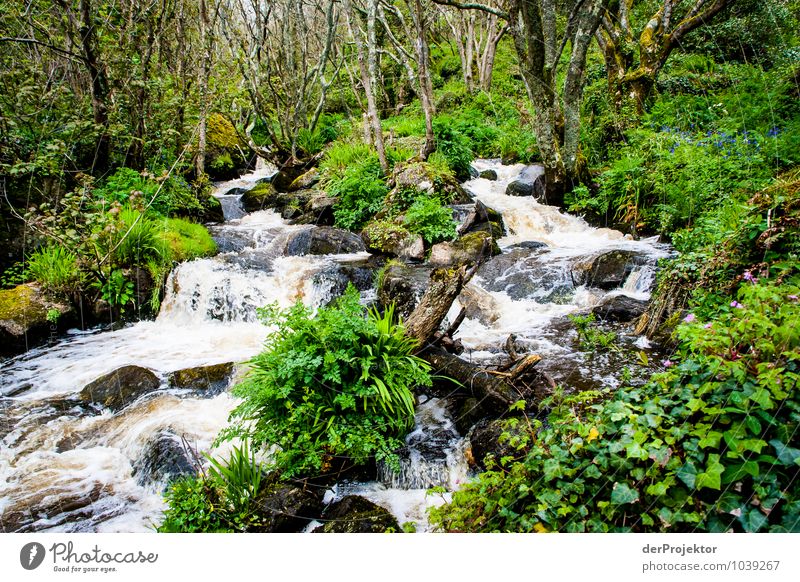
167;362;234;394
428;231;493;267
0;284;74;356
459;199;506;245
285;226;365;256
79;365;161;411
204;114;249;180
288;168;320;192
361;220;424;261
313;496;400;533
390;161;471;205
249;480;323;532
572;249;647;290
377;261;420;318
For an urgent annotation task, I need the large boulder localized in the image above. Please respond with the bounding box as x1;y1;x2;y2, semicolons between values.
591;294;648;322
572;249;646;290
506;165;546;199
361;220;424;262
167;362;234;394
250;482;323;532
377;261;420;318
290;193;338;226
313;496;400;533
133;431;194;488
458;284;501;326
271;167;307;193
285;226;366;256
428;231;493;267
479;169;498;181
79;365;161;411
458;199;506;245
0;284;74;356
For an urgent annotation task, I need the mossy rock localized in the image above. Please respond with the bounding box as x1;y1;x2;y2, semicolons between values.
390;161;470;206
428;231;493;267
79;365;161;411
313;496;400;533
361;220;425;261
167;362;234;394
0;284;74;355
205;114;248;180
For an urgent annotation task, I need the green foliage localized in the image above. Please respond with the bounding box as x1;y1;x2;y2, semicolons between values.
403;197;457;245
157;218;217;262
158;442;265;533
99;269;134;307
107;208;170;267
319;142;375;180
568;313;619;352
432;277;800;533
95;168;203;217
330;155;389;231
218;286;432;478
432;118;473;181
27;245;81;296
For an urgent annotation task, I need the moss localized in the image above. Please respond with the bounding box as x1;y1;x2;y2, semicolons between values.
0;284;48;326
362;220;413;253
207;114;243;151
158;218;217;262
205;114;247;179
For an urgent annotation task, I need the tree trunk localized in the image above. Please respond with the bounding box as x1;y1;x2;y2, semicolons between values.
78;0;110;174
411;0;436;159
196;0;209;177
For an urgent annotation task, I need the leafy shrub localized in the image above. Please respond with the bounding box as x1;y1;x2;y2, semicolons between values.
99;269;134;307
108;207;170;267
218;286;432;478
96;168;203;216
27;245;81;295
432;277;800;532
319;142;374;181
433;118;473;181
296;128;325;156
330;155;389;230
158;442;264;533
403;197;457;245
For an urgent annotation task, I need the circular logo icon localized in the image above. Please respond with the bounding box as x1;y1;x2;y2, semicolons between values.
20;542;46;570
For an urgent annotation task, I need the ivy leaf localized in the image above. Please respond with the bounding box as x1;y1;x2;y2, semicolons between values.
610;482;639;505
770;439;800;466
676;460;698;489
696;454;725;490
738;507;769;533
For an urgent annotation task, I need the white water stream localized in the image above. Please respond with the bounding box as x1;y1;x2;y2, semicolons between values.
1;160;670;533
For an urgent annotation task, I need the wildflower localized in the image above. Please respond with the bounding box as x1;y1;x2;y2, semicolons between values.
789;295;799;301
730;300;743;309
743;271;757;283
662;359;674;368
683;313;696;323
704;323;713;329
767;126;780;137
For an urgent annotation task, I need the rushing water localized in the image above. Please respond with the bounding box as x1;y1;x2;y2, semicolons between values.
0;160;670;533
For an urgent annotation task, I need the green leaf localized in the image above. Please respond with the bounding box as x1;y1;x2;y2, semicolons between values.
770;439;800;466
610;482;639;505
696;454;725;490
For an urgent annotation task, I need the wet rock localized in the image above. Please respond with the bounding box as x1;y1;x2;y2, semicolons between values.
313;496;400;533
429;231;493;267
509;241;547;251
361;221;424;261
134;431;194;488
167;362;234;394
479;169;498;181
271;167;307;193
290;193;337;226
377;262;419;318
79;365;161;411
458;284;501;326
250;482;323;532
0;482;108;533
468;418;526;471
288;168;320;192
592;294;648;322
0;284;74;356
477;247;573;302
240;182;281;212
572;249;645;290
506;165;546;198
205;114;249;180
285;226;366;256
454;397;487;437
458;200;506;245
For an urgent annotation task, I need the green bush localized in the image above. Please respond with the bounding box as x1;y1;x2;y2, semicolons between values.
218;286;432;478
107;207;170;267
404;197;457;245
158;475;228;533
431;277;800;533
96;168;203;216
27;245;81;295
433;118;473;181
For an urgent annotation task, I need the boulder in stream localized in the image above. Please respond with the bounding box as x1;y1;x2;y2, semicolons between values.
428;231;493;267
361;220;425;261
591;294;649;322
505;165;546;199
250;482;323;532
134;431;195;488
285;226;366;256
79;365;161;411
479;168;498;180
313;496;400;533
287;168;320;192
167;362;234;394
572;249;646;290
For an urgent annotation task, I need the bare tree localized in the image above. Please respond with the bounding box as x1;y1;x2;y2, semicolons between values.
596;0;735;114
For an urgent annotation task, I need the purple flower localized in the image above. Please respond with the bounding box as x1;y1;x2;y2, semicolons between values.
662;359;674;368
743;271;757;283
683;313;696;323
789;295;799;301
730;301;744;309
704;323;713;329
